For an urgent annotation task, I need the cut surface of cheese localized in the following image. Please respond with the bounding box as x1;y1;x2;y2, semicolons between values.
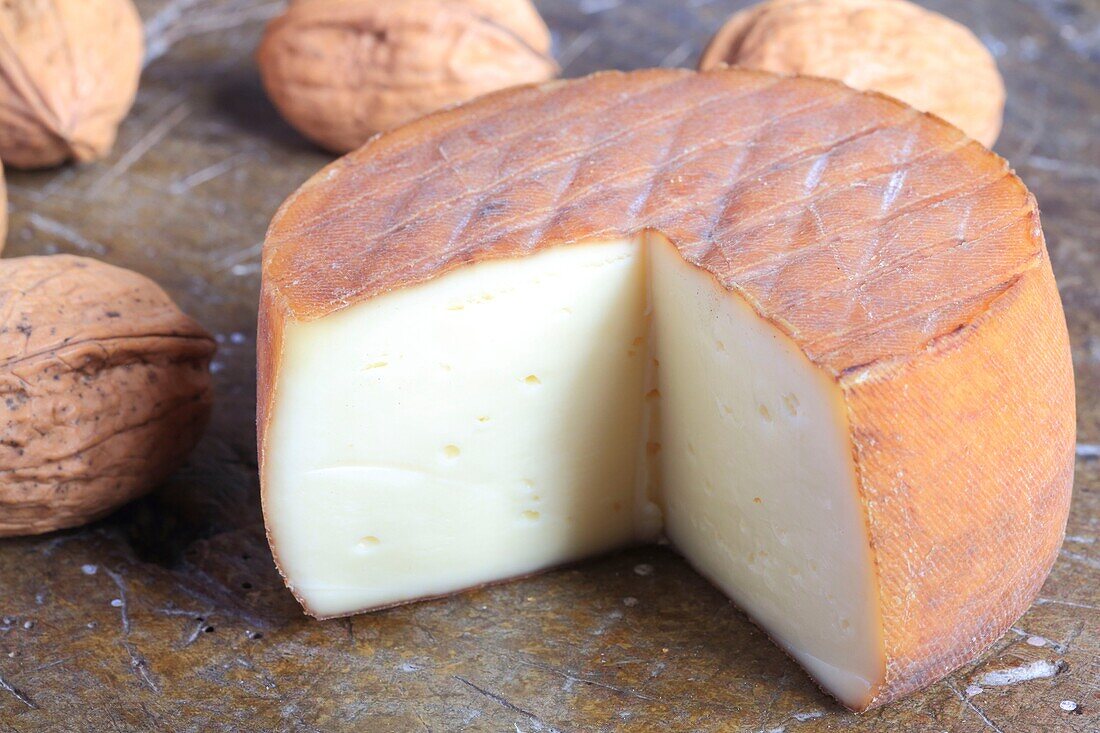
650;239;883;705
259;69;1075;710
266;239;654;615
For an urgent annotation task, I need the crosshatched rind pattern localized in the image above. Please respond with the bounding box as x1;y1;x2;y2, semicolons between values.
259;68;1075;710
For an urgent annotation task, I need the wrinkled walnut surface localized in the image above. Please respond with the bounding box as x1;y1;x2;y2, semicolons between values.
0;256;216;536
0;0;144;169
455;0;553;53
258;0;558;153
699;0;1005;147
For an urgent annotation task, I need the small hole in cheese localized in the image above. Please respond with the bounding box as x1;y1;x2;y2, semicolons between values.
524;375;541;385
783;393;800;416
522;510;540;521
443;445;461;458
758;404;772;421
356;536;381;553
477;415;490;423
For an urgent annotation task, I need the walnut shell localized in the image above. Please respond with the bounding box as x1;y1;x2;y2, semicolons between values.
449;0;552;53
0;0;144;169
257;0;558;153
0;256;216;537
698;0;1005;147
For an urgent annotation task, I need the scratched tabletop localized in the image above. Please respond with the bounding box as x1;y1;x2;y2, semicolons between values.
0;1;1097;731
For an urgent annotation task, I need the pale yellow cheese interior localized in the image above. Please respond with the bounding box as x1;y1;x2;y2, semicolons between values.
265;235;884;708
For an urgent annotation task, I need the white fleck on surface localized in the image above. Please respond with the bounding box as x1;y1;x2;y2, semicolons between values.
81;564;98;575
1060;700;1078;712
792;710;825;721
965;685;984;697
633;564;653;576
231;263;260;277
803;154;830;194
880;170;907;211
976;659;1063;686
27;213;109;255
399;663;421;672
1027;636;1048;647
1059;549;1100;570
623;597;638;607
110;599;123;608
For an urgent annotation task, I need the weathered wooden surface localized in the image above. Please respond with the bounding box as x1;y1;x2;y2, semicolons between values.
0;1;1097;730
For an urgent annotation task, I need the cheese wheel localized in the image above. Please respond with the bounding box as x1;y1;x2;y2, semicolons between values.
258;69;1074;710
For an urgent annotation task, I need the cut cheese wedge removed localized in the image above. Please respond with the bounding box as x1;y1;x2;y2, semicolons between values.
258;68;1075;711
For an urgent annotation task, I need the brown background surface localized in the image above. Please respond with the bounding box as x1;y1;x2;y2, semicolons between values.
0;1;1097;731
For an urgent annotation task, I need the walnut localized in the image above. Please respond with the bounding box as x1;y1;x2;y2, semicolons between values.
257;0;558;153
0;256;216;537
699;0;1005;147
0;0;144;169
